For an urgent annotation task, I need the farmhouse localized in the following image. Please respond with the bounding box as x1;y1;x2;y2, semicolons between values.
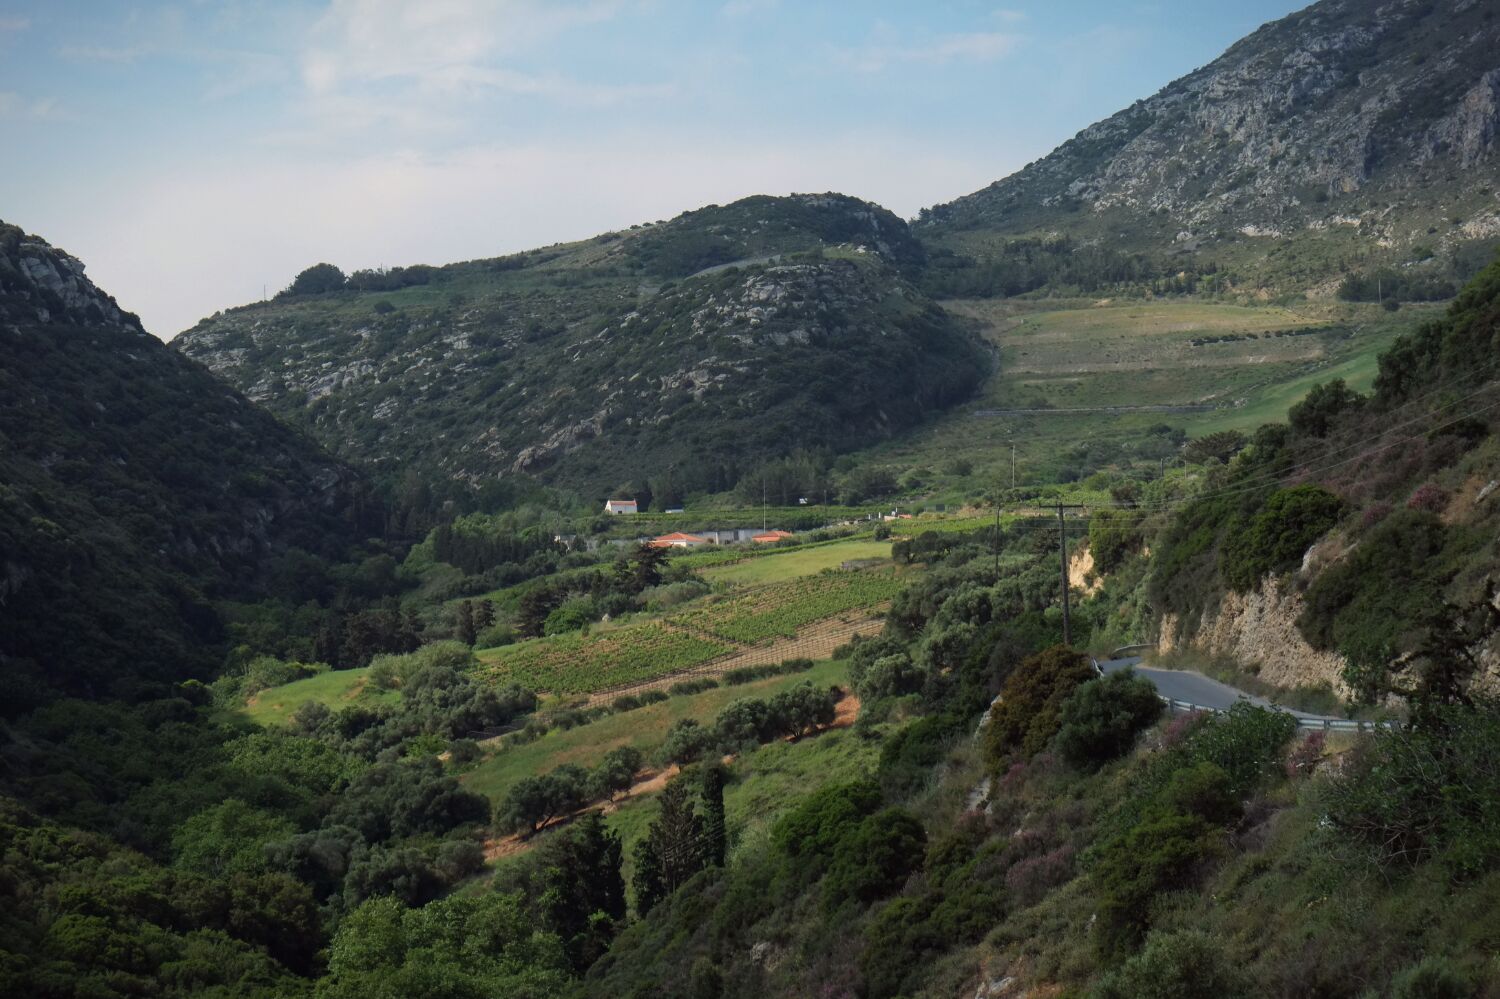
650;531;709;549
751;530;795;544
603;498;638;515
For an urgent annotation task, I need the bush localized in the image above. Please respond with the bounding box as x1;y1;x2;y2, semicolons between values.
1390;957;1473;999
1324;704;1500;874
1091;929;1249;998
1088;510;1143;575
1220;484;1344;592
823;808;927;909
984;646;1097;763
1092;812;1218;953
1054;670;1164;770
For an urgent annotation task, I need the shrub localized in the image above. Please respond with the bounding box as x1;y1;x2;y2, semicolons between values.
823;807;927;909
1091;930;1249;998
1406;483;1449;513
984;646;1097;763
1220;484;1344;592
1092;812;1218;953
1088;510;1143;574
1390;957;1473;999
1324;704;1500;874
1054;670;1164;770
1004;844;1075;906
771;779;883;884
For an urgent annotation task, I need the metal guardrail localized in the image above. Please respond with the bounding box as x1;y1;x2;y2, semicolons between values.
1092;656;1391;732
1157;696;1388;732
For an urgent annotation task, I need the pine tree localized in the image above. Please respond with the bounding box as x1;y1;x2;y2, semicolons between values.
701;765;727;867
632;836;665;916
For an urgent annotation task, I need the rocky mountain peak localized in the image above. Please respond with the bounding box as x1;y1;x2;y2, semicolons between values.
0;222;144;332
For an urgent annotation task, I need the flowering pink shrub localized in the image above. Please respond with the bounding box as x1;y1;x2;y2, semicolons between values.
1005;845;1076;905
1284;731;1326;778
1361;502;1392;528
1157;710;1210;750
1407;483;1449;513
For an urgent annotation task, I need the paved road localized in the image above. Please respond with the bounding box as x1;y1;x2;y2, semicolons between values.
1096;656;1350;723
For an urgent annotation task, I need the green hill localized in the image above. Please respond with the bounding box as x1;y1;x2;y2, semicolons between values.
0;221;376;706
172;194;988;498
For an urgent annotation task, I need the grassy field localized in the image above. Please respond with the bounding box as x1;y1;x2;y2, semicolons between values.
242;667;399;727
702;539;892;585
462;659;850;807
862;298;1431;500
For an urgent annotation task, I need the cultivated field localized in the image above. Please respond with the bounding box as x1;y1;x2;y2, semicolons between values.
472;622;732;695
701;538;891;585
866;298;1427;494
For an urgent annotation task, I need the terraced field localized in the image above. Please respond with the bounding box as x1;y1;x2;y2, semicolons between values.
667;569;904;645
470;567;903;696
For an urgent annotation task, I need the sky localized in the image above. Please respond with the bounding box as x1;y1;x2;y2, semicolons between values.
0;1;1307;339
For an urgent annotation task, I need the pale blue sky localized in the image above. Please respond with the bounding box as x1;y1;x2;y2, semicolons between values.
0;1;1307;337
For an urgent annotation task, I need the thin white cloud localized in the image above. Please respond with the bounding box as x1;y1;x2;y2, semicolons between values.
0;16;29;32
0;91;67;120
58;43;153;63
993;9;1027;23
839;31;1021;73
301;0;629;95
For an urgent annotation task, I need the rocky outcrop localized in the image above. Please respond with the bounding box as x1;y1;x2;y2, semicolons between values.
0;224;143;332
1159;576;1349;695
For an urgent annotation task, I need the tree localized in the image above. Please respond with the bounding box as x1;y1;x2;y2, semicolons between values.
1288;378;1362;438
527;813;625;971
498;766;589;835
1342;581;1500;722
701;765;727;867
455;600;478;646
1055;670;1164;770
283;262;346;296
618;542;669;594
1182;430;1246;465
632;777;706;914
589;746;644;801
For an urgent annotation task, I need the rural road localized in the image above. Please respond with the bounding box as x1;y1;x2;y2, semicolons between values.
1096;656;1351;724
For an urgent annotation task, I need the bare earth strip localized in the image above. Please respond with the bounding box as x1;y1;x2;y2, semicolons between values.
581;611;886;707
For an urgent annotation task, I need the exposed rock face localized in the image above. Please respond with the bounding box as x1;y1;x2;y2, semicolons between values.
924;0;1500;280
0;228;142;331
1159;576;1349;695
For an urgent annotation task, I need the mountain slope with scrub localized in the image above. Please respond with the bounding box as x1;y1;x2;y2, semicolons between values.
172;194;988;498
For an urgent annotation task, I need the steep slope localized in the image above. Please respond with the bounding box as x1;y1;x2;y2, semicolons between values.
173;194;987;497
922;0;1500;296
1137;250;1500;697
0;221;375;706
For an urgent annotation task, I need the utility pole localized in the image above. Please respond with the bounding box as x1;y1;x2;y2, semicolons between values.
1057;502;1085;646
993;500;1001;578
761;477;767;533
1011;443;1017;490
